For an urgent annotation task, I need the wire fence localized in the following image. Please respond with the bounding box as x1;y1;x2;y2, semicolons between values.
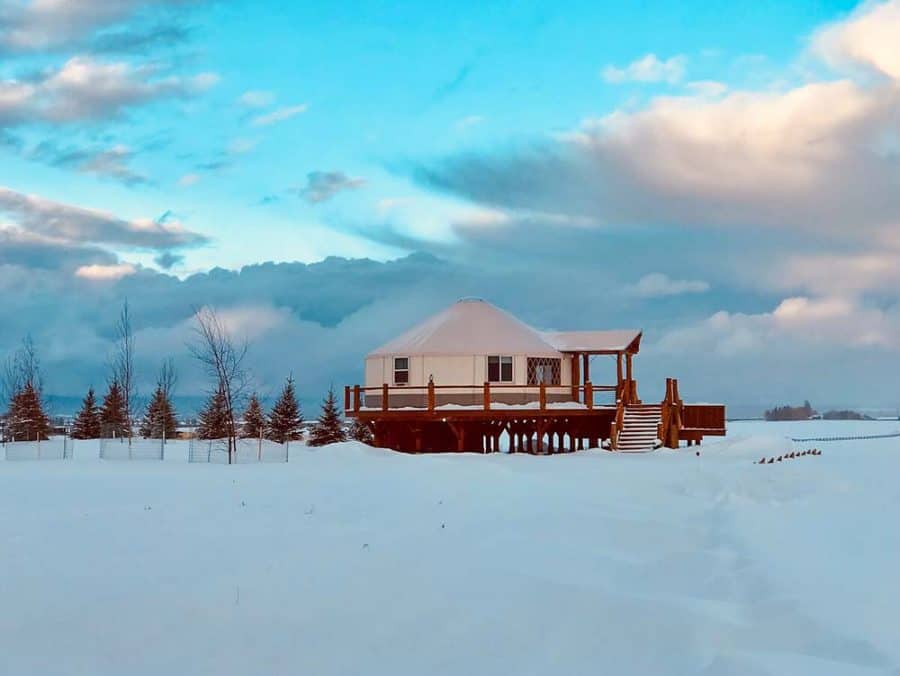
99;437;166;461
3;437;73;461
189;437;291;464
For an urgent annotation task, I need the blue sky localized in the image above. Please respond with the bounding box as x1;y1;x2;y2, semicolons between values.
2;0;899;411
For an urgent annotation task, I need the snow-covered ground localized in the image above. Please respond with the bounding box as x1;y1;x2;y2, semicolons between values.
1;421;898;675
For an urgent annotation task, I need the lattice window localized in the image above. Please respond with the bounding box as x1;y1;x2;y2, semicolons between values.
527;357;561;385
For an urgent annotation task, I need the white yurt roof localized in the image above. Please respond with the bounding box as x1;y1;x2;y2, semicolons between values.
367;298;562;358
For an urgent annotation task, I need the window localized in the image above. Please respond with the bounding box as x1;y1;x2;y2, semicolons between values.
527;357;561;385
487;355;513;383
393;357;409;385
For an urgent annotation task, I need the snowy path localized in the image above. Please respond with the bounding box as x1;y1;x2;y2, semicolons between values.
1;422;898;675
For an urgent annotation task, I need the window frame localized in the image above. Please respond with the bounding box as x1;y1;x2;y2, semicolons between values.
487;355;514;383
393;356;410;385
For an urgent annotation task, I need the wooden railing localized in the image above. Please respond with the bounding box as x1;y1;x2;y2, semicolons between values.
682;404;726;431
609;400;625;450
344;381;619;415
658;377;684;449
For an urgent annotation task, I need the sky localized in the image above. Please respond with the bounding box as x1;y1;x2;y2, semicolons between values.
1;0;899;413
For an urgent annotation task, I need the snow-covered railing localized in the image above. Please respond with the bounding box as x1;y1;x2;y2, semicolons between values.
345;381;619;414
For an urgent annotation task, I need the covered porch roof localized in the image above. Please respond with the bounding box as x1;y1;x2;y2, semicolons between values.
541;329;642;355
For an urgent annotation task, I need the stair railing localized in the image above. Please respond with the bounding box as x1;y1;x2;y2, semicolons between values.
658;378;684;449
610;398;625;451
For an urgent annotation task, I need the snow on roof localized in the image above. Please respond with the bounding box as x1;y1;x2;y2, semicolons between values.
541;329;642;354
367;298;562;358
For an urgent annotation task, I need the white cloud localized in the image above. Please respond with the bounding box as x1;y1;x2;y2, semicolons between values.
602;54;687;84
814;0;900;80
685;80;728;98
656;296;900;358
238;90;275;107
0;0;194;53
0;186;208;249
0;57;218;125
75;262;138;281
178;173;200;187
627;273;710;298
251;104;308;127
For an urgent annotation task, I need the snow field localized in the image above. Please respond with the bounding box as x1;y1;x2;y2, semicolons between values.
1;420;898;675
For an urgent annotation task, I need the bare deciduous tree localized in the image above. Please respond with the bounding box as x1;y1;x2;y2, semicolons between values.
111;301;136;437
157;357;178;400
2;335;42;408
189;307;250;463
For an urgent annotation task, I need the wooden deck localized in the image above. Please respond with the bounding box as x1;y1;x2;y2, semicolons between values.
345;380;726;454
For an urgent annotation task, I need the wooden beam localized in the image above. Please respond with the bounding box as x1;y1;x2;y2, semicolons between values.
582;353;590;386
626;353;633;382
382;383;389;412
483;381;491;411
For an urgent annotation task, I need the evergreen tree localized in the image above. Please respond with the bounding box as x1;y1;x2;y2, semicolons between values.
71;387;101;439
139;386;178;439
308;386;347;447
267;376;304;443
197;386;230;440
241;393;266;439
100;380;130;438
4;382;51;441
349;418;374;445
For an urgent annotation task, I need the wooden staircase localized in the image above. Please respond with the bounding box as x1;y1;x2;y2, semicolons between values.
615;404;662;453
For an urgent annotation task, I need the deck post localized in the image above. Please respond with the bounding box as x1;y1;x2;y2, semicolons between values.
353;385;361;412
582;354;590;387
539;383;547;411
585;381;593;410
571;354;581;402
483;382;491;411
344;386;351;413
427;380;435;412
616;353;624;397
382;383;389;412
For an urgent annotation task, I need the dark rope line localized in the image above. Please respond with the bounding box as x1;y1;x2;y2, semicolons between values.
790;432;900;442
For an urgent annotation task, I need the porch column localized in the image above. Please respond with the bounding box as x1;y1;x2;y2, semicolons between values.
582;354;590;388
571;353;581;402
616;353;623;393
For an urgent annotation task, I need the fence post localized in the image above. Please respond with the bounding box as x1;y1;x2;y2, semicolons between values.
483;382;491;411
353;385;361;412
382;383;389;412
585;382;593;410
539;383;547;411
427;380;435;412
